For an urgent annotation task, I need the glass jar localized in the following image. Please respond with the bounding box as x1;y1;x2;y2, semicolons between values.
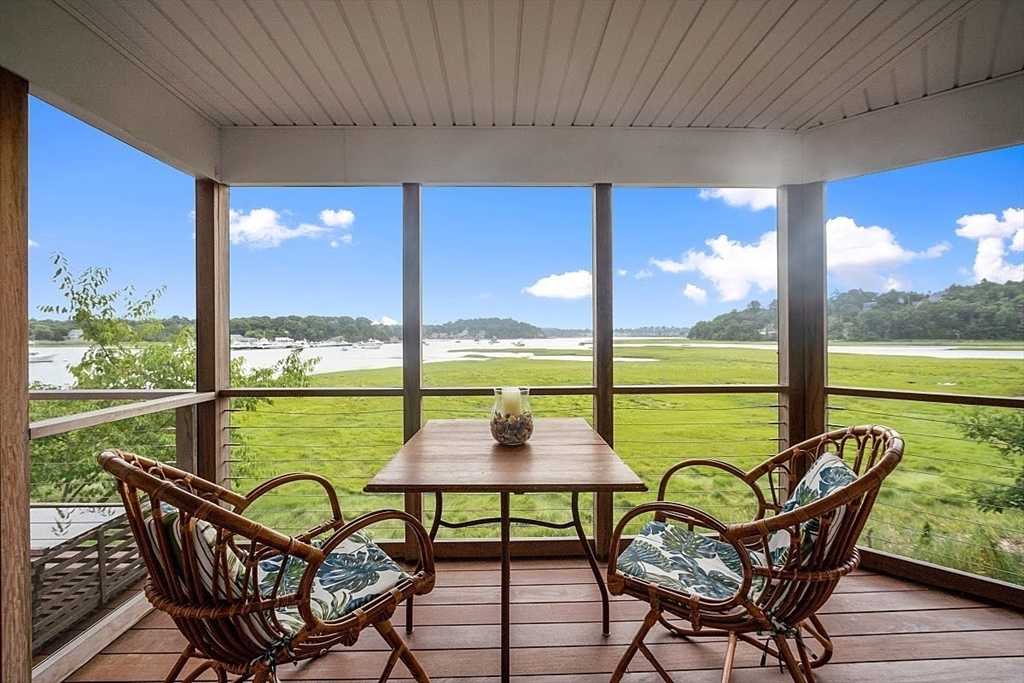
490;387;534;446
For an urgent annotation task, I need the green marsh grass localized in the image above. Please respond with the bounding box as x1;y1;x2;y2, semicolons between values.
230;344;1024;584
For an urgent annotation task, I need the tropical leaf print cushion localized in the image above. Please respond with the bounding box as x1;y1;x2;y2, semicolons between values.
766;453;858;566
616;521;767;600
257;531;410;634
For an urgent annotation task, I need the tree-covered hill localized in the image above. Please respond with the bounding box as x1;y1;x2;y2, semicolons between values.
687;280;1023;342
688;301;777;341
424;317;544;339
829;280;1023;341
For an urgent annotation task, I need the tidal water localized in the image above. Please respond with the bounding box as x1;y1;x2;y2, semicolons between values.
29;338;1023;388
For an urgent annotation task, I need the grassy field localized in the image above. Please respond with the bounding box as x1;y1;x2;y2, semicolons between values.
228;344;1024;585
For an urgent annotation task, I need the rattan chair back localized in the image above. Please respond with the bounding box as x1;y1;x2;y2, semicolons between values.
98;449;435;683
607;425;904;683
734;425;904;627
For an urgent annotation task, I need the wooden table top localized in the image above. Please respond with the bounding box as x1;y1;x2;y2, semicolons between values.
364;418;648;494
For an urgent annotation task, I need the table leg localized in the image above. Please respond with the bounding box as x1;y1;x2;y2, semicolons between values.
406;492;445;633
501;491;511;683
572;492;611;635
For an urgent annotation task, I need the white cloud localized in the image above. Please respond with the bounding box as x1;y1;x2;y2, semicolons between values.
955;208;1024;283
230;208;327;248
329;234;354;248
522;270;592;300
229;207;359;249
699;188;777;211
649;216;948;300
683;284;707;303
884;276;907;292
617;269;628;276
381;315;399;326
634;269;653;280
28;239;38;248
320;209;355;228
651;232;777;301
827;216;948;288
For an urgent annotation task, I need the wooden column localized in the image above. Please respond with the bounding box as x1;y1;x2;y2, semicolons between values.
777;183;827;466
402;183;423;559
175;405;197;474
0;66;32;681
195;179;230;486
592;183;614;559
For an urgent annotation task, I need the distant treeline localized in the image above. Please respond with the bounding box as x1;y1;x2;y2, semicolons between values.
31;280;1021;344
31;314;693;343
29;316;193;342
541;326;691;337
425;317;544;339
231;316;401;342
688;280;1023;341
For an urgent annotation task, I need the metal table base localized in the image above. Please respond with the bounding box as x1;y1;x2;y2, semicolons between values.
405;491;611;682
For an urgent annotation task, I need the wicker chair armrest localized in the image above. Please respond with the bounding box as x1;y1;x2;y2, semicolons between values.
316;509;434;576
657;458;767;514
238;472;343;522
291;509;435;631
608;500;756;610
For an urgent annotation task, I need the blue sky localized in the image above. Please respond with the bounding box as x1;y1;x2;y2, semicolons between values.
27;98;1024;329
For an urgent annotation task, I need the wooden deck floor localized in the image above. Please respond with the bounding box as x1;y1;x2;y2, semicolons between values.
67;558;1024;683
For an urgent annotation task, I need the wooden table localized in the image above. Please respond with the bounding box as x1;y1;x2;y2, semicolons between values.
365;417;647;682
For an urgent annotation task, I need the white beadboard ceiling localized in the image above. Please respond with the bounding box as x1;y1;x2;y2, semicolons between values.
54;0;1023;131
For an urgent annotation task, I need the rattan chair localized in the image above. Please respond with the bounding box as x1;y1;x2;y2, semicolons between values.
606;425;903;683
98;449;436;683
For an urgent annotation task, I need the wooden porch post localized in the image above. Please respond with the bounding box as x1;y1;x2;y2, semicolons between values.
593;183;614;559
402;182;423;560
0;66;32;681
195;179;230;486
777;183;827;463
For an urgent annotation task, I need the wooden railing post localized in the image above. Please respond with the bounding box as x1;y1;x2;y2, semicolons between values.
403;182;423;561
777;183;827;478
195;179;231;487
175;405;197;473
0;65;32;680
96;527;107;606
593;183;614;560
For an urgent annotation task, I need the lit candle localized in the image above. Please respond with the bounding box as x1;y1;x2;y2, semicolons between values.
501;386;522;415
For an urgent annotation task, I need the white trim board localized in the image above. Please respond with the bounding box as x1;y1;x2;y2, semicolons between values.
31;592;152;683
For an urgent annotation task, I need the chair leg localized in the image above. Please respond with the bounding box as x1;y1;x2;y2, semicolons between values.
801;614;834;667
794;632;819;683
375;618;430;683
377;646;402;683
611;606;674;683
721;632;738;683
164;646;195;683
658;613;696;639
775;635;808;683
251;664;278;683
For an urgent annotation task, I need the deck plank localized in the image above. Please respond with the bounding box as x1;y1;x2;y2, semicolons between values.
64;559;1024;682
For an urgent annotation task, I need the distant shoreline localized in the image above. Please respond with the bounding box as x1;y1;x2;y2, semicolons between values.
29;338;1024;390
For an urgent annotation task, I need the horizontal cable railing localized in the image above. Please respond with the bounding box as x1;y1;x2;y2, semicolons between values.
827;394;1024;586
612;393;782;535
227;396;407;538
224;386;784;543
